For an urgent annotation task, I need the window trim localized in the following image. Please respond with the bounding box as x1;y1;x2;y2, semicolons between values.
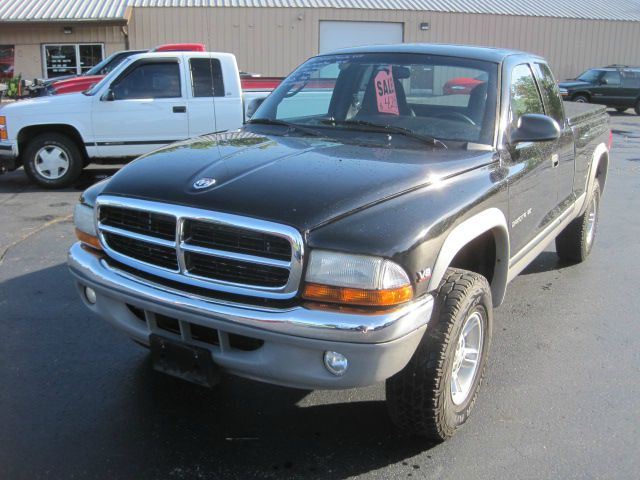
41;43;104;79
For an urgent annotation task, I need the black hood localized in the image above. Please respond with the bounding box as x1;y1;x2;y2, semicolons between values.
559;80;591;89
102;129;494;231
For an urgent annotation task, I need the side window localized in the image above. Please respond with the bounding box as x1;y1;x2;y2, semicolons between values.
509;63;544;128
621;69;640;88
190;58;224;97
602;70;621;86
533;63;564;124
112;62;181;100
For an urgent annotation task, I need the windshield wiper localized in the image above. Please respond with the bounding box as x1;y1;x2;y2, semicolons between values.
247;118;324;138
321;119;447;149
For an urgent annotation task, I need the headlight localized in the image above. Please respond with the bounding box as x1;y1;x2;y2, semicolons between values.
302;250;412;307
559;87;569;97
73;203;101;250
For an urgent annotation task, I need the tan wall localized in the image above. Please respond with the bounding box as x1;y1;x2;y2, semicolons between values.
0;24;126;79
128;7;640;80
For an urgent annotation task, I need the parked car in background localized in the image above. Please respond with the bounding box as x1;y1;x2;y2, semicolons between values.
443;72;488;95
559;65;640;114
0;51;273;186
33;44;207;96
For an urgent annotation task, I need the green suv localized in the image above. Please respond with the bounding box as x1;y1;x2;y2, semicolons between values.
559;65;640;114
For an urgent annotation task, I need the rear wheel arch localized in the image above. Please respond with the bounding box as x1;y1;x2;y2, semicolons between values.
583;143;609;207
427;208;510;307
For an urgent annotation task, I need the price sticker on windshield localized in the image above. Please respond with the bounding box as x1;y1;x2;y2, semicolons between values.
375;66;400;116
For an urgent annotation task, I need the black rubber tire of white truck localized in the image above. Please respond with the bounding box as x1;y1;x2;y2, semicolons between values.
386;268;493;442
555;179;601;263
23;133;83;189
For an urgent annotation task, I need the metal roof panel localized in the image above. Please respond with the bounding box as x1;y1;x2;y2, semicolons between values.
1;0;639;22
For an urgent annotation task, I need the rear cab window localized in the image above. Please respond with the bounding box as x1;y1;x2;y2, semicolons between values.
189;58;225;97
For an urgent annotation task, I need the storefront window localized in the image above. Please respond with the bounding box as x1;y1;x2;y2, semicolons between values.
0;45;15;79
43;44;104;78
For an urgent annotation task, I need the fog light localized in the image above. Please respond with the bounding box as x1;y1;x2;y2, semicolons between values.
324;351;348;376
84;287;97;304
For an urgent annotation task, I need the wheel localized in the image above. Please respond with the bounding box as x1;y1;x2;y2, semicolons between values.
386;268;493;442
23;133;84;188
616;108;628;113
635;99;640;115
573;94;589;103
555;179;601;262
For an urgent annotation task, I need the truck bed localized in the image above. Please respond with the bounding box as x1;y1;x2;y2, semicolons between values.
564;101;607;126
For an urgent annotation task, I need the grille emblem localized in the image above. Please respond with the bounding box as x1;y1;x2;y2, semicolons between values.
193;177;216;189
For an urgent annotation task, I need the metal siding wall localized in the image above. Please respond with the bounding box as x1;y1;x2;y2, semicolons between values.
0;24;125;78
126;7;640;79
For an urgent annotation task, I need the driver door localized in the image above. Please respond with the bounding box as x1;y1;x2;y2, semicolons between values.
505;63;559;255
91;58;189;158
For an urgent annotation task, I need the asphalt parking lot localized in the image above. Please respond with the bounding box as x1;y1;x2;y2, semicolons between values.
1;112;639;480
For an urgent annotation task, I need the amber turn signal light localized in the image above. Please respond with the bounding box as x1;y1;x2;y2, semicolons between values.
0;116;7;140
302;282;413;307
75;228;102;251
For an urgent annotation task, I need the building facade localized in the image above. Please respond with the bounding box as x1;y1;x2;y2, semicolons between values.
2;0;640;82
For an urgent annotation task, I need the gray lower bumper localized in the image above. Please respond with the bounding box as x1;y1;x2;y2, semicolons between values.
0;141;18;172
67;243;434;389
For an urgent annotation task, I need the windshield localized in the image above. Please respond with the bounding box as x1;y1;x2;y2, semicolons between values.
252;53;499;145
83;57;134;95
84;52;119;76
576;69;602;83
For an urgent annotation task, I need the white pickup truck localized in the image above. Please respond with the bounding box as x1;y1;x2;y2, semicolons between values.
0;51;270;188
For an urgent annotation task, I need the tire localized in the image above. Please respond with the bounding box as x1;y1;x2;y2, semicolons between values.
555;179;601;262
23;133;84;189
386;268;493;442
635;99;640;115
572;94;589;103
616;108;628;113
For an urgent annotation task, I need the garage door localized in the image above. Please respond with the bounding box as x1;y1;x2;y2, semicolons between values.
319;21;403;54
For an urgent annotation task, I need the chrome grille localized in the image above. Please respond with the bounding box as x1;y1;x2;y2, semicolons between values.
185;251;290;287
96;196;304;299
104;232;179;270
100;205;176;241
183;220;291;261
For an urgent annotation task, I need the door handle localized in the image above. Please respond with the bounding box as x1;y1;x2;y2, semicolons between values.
173;106;187;113
551;153;559;168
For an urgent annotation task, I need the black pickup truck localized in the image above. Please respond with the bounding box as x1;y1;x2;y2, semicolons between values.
68;44;610;442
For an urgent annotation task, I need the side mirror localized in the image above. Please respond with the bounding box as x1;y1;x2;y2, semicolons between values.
101;88;115;101
599;78;608;85
509;114;561;144
246;97;265;120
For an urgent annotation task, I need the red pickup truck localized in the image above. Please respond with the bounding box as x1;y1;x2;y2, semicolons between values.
46;44;283;96
46;44;208;95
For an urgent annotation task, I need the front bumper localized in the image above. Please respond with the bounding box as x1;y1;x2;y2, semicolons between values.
0;140;18;173
68;242;434;389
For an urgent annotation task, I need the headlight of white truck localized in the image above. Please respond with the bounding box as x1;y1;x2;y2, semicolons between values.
73;203;101;250
302;250;412;307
